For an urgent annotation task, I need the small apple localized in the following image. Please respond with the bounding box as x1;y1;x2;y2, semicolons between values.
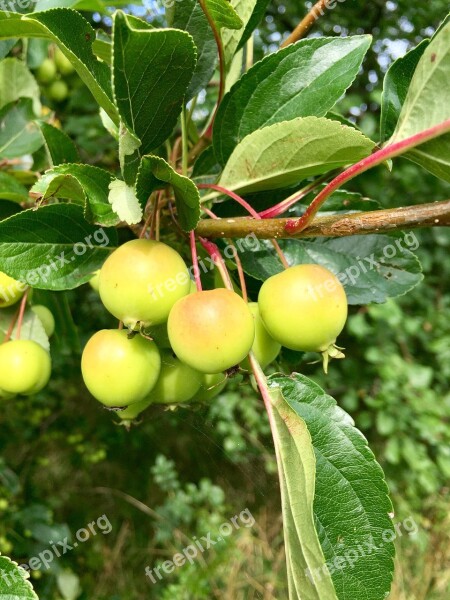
89;270;100;292
31;305;55;337
195;373;227;402
258;264;348;370
99;239;191;328
48;80;69;102
147;351;202;404
36;58;57;84
0;340;51;395
0;271;24;308
241;303;281;370
54;48;75;76
81;329;161;407
168;289;255;373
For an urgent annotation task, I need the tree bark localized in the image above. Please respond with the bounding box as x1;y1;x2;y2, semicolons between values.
195;200;450;239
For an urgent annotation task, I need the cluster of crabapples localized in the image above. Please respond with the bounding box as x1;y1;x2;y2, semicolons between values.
81;238;348;424
0;272;54;400
0;238;348;417
34;47;75;103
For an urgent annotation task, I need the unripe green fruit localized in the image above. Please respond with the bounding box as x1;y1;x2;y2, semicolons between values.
31;305;55;337
0;340;51;395
81;329;161;407
195;372;227;402
241;302;281;370
48;80;69;102
258;264;347;355
117;397;152;421
54;48;75;75
148;351;202;404
0;271;24;308
89;270;100;292
36;58;57;84
168;289;255;374
99;239;191;328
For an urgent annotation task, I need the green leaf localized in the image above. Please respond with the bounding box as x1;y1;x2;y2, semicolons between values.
22;8;118;123
219;116;375;194
39;122;80;166
271;374;395;600
266;382;339;600
0;306;50;351
236;0;270;51
108;178;143;225
136;155;201;231
0;555;38;599
380;40;429;143
0;57;41;116
0;98;43;159
221;0;254;68
171;0;217;99
31;164;118;227
0;203;118;290
405;135;450;182
0;171;29;203
0;11;46;39
204;0;243;31
214;35;372;165
92;32;112;65
389;20;450;181
112;11;197;156
0;199;22;220
237;234;423;304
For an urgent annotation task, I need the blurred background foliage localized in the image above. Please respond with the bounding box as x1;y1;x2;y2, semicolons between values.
0;1;449;599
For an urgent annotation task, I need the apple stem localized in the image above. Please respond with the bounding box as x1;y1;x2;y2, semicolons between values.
3;304;21;344
197;183;289;269
15;288;29;340
190;230;203;292
259;173;332;219
201;206;248;301
199;237;234;291
150;191;163;241
248;352;287;518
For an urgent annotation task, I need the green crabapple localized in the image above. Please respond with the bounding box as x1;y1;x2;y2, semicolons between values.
0;340;51;395
31;305;55;337
241;302;281;370
81;329;161;407
99;239;191;328
0;271;24;308
258;264;347;369
147;351;202;404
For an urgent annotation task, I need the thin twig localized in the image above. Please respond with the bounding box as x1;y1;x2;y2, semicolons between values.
281;0;331;48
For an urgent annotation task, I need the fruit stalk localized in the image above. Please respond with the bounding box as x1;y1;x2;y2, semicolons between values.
195;199;450;239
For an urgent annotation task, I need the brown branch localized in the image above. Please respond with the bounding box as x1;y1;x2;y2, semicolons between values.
280;0;331;48
195;200;450;239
